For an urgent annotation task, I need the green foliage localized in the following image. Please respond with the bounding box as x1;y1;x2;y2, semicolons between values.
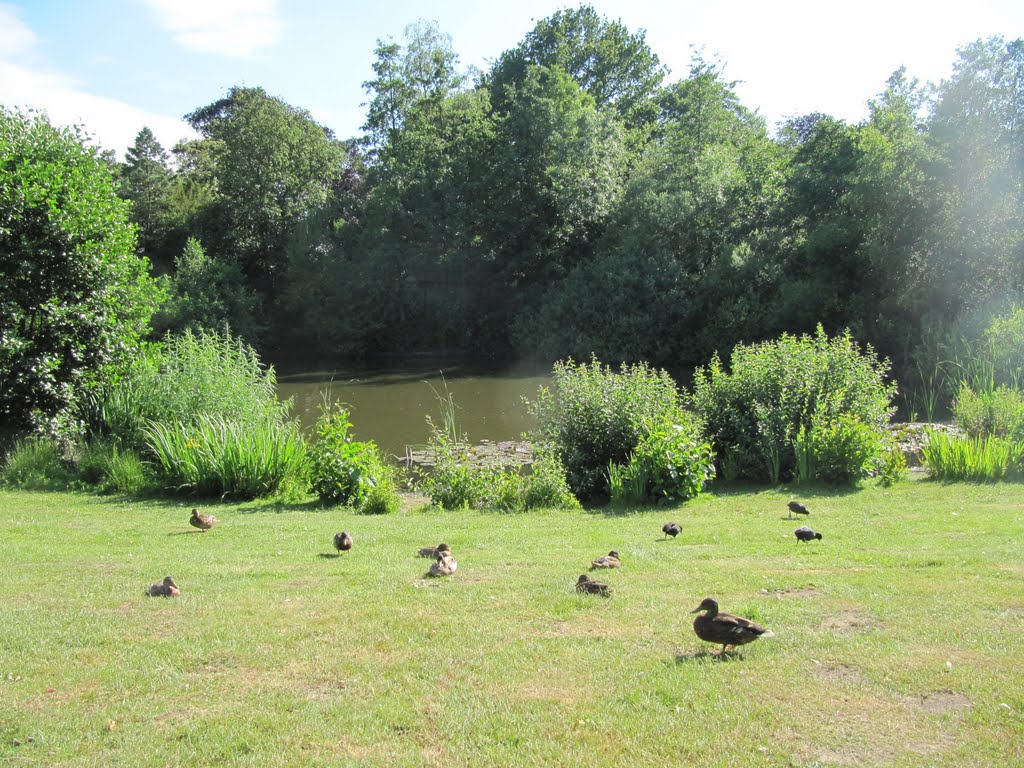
0;108;164;434
145;415;307;499
808;414;885;485
877;444;909;486
307;400;399;512
692;326;897;484
0;437;71;490
527;357;686;500
73;439;153;495
611;418;716;505
85;328;288;448
922;429;1024;482
522;449;581;510
953;383;1024;440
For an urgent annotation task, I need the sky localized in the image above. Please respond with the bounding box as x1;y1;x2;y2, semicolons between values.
1;0;1022;159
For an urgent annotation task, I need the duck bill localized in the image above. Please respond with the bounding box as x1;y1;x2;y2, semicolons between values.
689;606;702;614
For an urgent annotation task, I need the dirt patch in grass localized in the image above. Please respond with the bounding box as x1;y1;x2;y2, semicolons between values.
908;689;974;715
819;610;879;634
814;660;861;683
760;586;824;598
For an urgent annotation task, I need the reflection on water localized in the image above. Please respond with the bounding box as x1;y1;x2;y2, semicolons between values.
276;363;551;459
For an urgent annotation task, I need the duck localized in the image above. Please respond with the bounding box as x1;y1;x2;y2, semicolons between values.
794;526;822;542
190;509;219;531
427;552;458;577
663;522;681;539
147;576;180;598
787;501;810;519
590;550;621;569
691;597;773;654
576;574;612;597
334;531;353;552
418;542;452;558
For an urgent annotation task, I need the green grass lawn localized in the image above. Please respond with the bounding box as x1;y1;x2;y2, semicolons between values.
2;479;1023;767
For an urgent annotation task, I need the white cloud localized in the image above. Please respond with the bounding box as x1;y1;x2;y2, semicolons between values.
0;3;194;158
143;0;283;58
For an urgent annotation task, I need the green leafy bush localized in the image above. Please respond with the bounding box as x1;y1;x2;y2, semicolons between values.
73;439;154;495
809;414;885;484
877;444;909;486
692;326;896;484
145;415;307;499
0;437;72;490
527;357;688;500
922;429;1024;481
308;401;399;511
953;383;1024;440
522;450;581;510
611;417;715;505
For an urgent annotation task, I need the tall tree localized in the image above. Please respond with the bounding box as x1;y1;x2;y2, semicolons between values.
0;108;164;432
120;126;174;268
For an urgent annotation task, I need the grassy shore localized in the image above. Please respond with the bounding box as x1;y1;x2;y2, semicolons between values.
2;479;1023;767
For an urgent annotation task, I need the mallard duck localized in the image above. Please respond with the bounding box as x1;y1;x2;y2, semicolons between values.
590;550;621;569
691;597;773;654
147;576;180;598
418;542;452;558
190;509;219;531
663;522;681;539
794;526;822;542
427;552;457;577
576;574;612;597
787;501;809;519
334;531;353;552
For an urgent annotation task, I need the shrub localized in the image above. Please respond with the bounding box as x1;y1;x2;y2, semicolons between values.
522;450;581;510
84;327;289;449
611;417;716;505
308;400;399;511
922;429;1024;481
877;444;909;486
953;383;1024;440
527;357;687;500
809;414;885;484
692;326;896;484
0;437;72;490
145;415;307;499
73;439;154;495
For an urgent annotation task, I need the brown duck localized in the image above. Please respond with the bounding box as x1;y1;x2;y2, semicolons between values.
427;552;458;577
190;509;219;531
794;526;822;542
576;574;612;597
334;531;353;552
418;542;452;558
147;576;180;598
691;597;773;654
590;550;621;569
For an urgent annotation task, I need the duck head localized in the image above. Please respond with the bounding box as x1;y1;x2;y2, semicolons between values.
690;597;719;614
163;576;177;588
577;574;591;584
607;550;619;558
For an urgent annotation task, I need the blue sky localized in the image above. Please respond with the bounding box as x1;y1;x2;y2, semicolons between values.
2;0;1022;158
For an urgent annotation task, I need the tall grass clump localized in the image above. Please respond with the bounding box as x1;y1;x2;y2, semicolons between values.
0;437;72;490
308;399;400;513
527;356;708;502
952;382;1024;441
921;429;1024;481
145;415;307;499
692;326;896;484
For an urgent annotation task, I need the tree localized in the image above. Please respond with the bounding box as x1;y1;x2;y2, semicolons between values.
119;127;174;268
0;108;164;433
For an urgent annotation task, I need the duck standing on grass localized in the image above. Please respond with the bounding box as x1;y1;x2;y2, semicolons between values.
691;597;773;655
787;501;809;519
663;522;681;539
147;576;180;597
427;552;458;577
576;574;612;597
590;551;621;569
794;526;822;542
334;531;353;553
190;509;219;531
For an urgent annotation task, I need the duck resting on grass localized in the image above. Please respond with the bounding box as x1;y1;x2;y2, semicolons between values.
787;501;810;519
147;576;180;598
418;542;452;558
190;509;219;531
334;531;353;552
427;552;457;577
576;574;612;597
662;522;681;539
590;551;621;569
794;526;822;542
691;597;773;655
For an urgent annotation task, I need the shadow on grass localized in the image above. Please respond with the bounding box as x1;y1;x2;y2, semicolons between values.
317;552;341;559
673;648;747;663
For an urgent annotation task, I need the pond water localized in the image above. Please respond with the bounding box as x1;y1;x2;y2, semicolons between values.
276;363;551;460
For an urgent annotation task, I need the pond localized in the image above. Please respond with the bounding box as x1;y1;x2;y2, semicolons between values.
276;363;551;460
